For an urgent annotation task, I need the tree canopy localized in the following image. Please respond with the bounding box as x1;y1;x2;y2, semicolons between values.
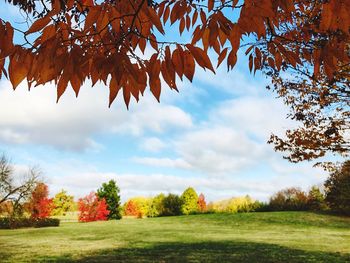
0;0;349;162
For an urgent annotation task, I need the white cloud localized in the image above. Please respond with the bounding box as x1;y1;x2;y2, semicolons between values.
0;81;192;151
132;157;192;169
139;137;167;153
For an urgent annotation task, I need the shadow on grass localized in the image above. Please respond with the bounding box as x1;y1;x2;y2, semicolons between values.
37;241;350;263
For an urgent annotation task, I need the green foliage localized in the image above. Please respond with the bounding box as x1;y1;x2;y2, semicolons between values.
52;190;75;216
269;187;308;211
0;217;60;229
307;186;327;211
181;187;199;215
147;193;165;217
325;161;350;215
97;180;122;220
161;194;183;216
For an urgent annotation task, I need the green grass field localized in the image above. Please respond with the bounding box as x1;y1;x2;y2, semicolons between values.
1;212;350;262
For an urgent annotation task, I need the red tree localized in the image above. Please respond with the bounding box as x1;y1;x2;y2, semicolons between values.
197;193;207;212
29;183;54;219
78;192;109;222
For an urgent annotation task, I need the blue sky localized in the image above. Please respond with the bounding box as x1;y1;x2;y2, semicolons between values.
0;3;328;202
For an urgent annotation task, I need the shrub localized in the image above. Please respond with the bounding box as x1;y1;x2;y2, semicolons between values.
181;187;199;215
161;194;183;216
78;192;109;222
0;217;60;229
325;161;350;215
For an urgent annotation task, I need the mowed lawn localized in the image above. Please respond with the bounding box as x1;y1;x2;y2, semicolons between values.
1;212;350;262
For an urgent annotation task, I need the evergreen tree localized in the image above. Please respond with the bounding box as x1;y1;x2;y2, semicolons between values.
97;180;122;220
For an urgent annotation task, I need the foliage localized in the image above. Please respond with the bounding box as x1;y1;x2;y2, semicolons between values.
1;1;349;161
211;195;261;213
78;192;109;222
123;200;139;217
123;197;152;217
197;193;207;212
181;187;199;215
269;187;308;211
161;193;183;216
147;193;165;217
0;200;13;216
0;217;60;229
97;180;122;220
28;182;54;219
325;161;350;215
0;154;40;216
52;189;75;216
307;186;327;211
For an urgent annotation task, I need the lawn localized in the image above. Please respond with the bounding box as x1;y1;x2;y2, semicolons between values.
1;212;350;262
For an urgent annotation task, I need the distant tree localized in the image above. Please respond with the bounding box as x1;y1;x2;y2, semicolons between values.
0;200;13;216
78;192;109;222
0;154;40;216
307;186;326;211
97;180;122;220
147;193;165;217
52;190;75;216
269;187;308;211
123;200;139;217
197;193;207;213
325;161;350;215
28;183;54;219
181;187;199;215
161;194;183;216
123;197;152;218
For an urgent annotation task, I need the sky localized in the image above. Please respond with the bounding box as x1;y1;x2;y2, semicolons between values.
0;3;329;203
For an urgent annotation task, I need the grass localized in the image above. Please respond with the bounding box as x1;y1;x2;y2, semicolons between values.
1;211;350;262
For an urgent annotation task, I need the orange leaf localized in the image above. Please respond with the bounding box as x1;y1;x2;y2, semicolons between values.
27;16;51;34
186;44;215;73
217;47;228;68
183;51;195;82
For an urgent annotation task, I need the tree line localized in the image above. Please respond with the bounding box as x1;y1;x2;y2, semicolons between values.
1;155;350;227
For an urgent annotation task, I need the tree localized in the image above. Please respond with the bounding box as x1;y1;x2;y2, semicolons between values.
161;193;183;216
307;186;326;211
197;193;207;212
28;182;54;219
324;161;350;215
269;187;308;211
123;199;139;217
52;189;75;216
147;193;165;217
1;1;348;161
181;187;198;215
78;192;109;222
97;180;122;220
0;154;41;216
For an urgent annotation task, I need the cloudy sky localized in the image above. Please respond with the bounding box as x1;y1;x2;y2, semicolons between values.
0;3;328;202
